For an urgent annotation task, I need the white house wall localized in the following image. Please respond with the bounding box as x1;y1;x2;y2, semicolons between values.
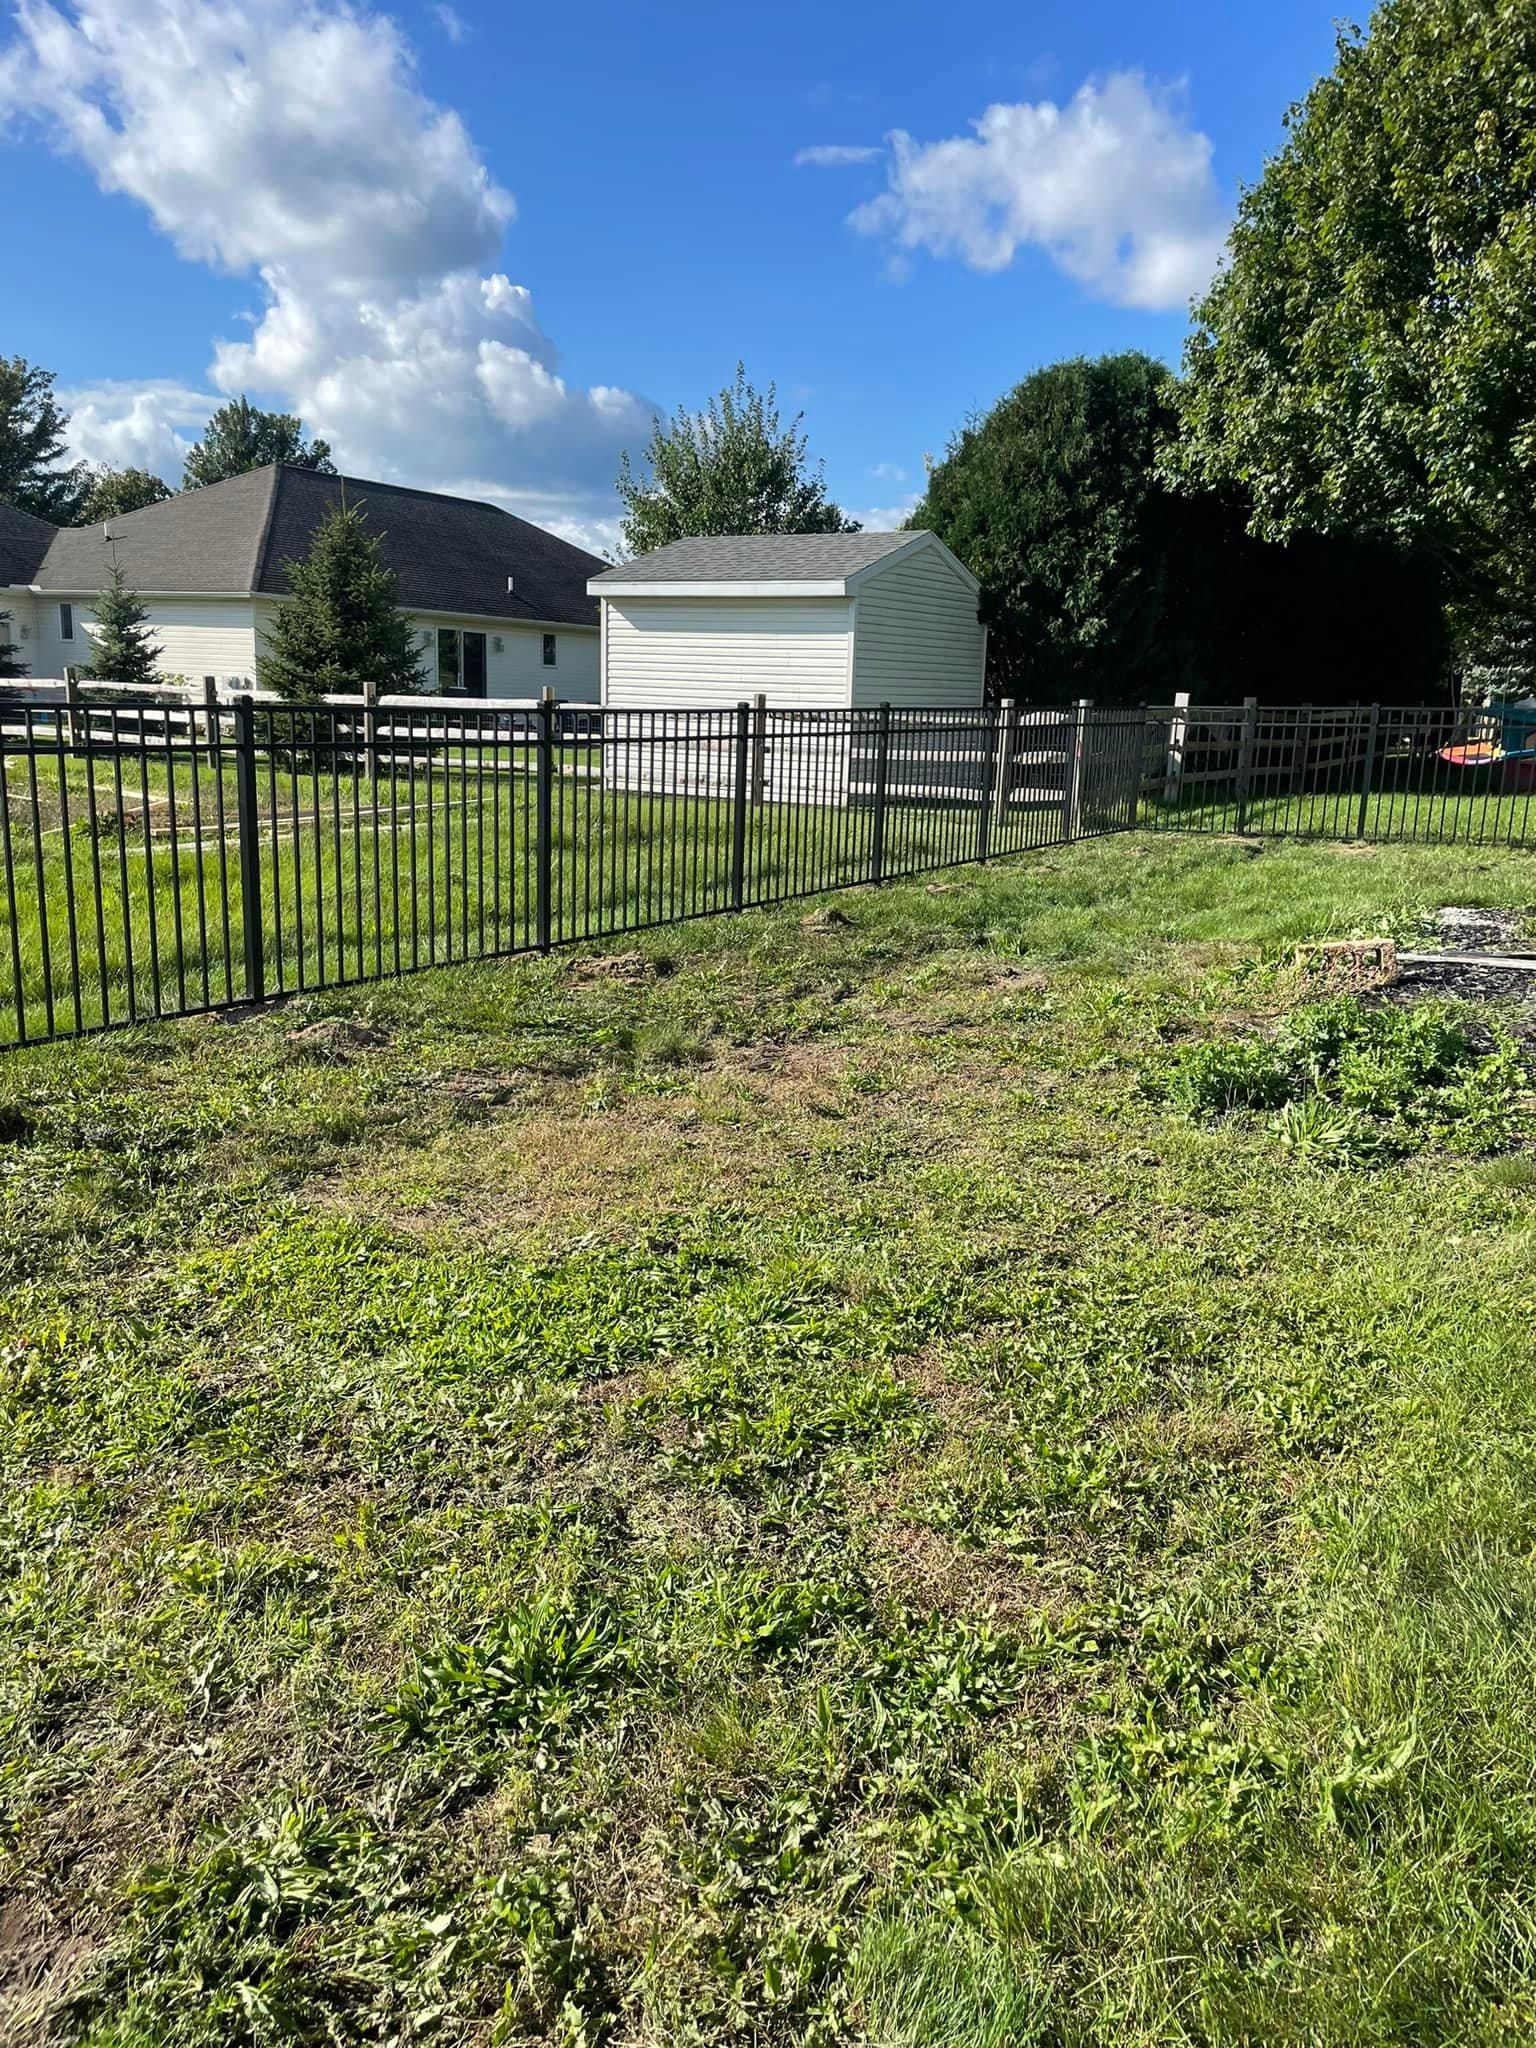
0;591;37;671
601;597;854;710
404;614;599;702
851;546;985;707
27;594;260;682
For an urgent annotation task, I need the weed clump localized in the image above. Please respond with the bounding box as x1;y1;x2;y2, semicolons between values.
1156;996;1532;1162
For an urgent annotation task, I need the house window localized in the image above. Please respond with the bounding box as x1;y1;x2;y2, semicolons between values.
542;633;557;667
59;602;74;641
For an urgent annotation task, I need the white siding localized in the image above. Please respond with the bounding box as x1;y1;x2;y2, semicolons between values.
32;595;259;683
851;545;985;707
0;591;37;673
602;597;854;709
406;616;599;702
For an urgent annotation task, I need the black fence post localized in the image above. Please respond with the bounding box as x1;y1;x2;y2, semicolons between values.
750;691;768;807
1356;702;1381;839
870;701;892;884
363;678;380;785
536;688;554;952
232;694;265;1002
731;700;750;909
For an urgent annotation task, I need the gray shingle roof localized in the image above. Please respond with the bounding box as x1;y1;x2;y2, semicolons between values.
35;467;278;596
21;467;604;628
589;531;923;585
0;501;59;586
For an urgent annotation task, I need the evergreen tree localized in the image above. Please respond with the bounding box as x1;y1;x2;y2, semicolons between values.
0;356;88;521
78;467;175;523
617;364;856;556
183;397;334;489
82;555;160;685
0;611;27;680
257;499;425;701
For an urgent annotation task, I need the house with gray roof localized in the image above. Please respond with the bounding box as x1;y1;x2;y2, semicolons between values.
0;467;606;700
587;529;985;711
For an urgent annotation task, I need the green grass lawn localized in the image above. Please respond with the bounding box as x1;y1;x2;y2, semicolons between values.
4;833;1536;2044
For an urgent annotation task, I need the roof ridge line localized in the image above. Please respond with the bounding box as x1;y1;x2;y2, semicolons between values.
250;466;284;593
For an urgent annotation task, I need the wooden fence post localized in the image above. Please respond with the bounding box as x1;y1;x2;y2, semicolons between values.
1162;690;1190;808
1062;699;1089;842
1233;695;1259;834
991;698;1018;829
1356;702;1381;839
975;704;1000;862
64;668;84;753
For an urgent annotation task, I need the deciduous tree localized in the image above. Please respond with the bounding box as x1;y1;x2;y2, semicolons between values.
617;365;856;556
183;397;335;489
1171;0;1536;629
78;467;174;523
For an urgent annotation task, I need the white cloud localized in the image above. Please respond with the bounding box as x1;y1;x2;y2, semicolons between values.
793;143;881;168
848;72;1227;311
57;378;217;475
846;494;920;532
869;460;907;482
433;3;468;41
1;0;656;533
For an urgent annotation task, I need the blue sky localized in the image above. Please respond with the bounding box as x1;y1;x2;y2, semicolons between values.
0;0;1348;548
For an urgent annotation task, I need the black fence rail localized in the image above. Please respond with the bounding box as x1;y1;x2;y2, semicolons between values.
2;689;1530;1051
0;692;1127;1049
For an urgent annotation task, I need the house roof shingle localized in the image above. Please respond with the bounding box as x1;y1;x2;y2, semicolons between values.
588;531;923;586
16;467;604;628
0;501;59;586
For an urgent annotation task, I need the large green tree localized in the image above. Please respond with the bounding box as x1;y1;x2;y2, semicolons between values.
77;467;175;524
257;500;425;701
911;354;1214;701
183;397;335;490
914;352;1445;704
0;357;88;522
1172;0;1536;628
617;364;856;556
82;556;160;686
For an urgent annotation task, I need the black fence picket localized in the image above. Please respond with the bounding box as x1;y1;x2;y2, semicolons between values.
0;690;1530;1050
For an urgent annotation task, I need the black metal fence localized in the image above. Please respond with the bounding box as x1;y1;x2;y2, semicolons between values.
1;689;1530;1050
1143;697;1536;846
0;693;1136;1049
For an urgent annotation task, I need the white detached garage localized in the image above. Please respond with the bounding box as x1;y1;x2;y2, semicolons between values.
587;530;986;712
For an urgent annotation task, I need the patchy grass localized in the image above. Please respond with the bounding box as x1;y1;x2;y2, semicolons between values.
4;832;1536;2044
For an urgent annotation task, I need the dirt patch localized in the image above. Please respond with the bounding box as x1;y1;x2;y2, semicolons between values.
0;1894;97;2039
566;952;676;983
285;1017;392;1059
